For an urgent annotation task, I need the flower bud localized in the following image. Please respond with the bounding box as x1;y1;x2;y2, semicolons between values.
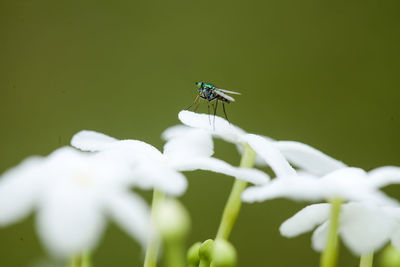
211;239;237;267
380;245;400;267
199;239;214;262
187;242;201;265
153;198;190;241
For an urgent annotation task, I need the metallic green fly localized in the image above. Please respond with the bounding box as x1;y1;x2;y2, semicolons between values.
186;81;241;124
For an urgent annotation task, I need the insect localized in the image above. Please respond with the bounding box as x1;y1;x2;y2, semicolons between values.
186;81;241;125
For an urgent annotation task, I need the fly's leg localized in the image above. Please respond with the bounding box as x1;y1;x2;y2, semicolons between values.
193;96;201;112
186;95;199;110
212;100;218;130
222;102;230;124
207;102;211;125
193;99;200;112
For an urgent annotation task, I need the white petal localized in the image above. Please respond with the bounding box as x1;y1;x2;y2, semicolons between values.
178;110;246;143
242;167;391;204
0;157;43;226
163;129;214;159
312;222;329;252
131;163;187;196
339;202;397;255
241;184;274;203
173;157;270;185
235;134;276;168
275;141;346;175
95;140;164;166
72;135;187;195
318;167;397;204
71;131;163;164
36;185;105;258
242;175;323;203
280;204;330;237
161;125;193;140
46;146;87;162
104;190;151;246
71;130;118;152
368;166;400;188
391;228;400;249
242;134;296;177
319;168;367;199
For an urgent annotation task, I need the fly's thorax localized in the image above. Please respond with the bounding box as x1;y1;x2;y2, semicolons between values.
201;88;218;102
203;83;215;90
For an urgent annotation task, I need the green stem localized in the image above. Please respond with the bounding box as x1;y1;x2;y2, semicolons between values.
199;259;210;267
320;198;343;267
69;252;91;267
81;252;91;267
216;144;257;240
165;240;185;267
69;256;81;267
144;190;165;267
359;253;374;267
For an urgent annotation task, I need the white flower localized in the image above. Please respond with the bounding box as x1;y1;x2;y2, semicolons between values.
242;167;397;205
71;130;270;196
176;111;400;255
257;166;400;255
280;201;400;255
171;111;297;177
176;110;346;177
0;147;151;258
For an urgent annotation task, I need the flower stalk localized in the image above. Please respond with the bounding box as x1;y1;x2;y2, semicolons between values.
164;239;186;267
81;252;91;267
216;144;257;240
320;198;343;267
359;253;373;267
69;252;91;267
144;190;165;267
69;256;80;267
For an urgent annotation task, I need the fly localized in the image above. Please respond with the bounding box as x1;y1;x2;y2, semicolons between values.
186;81;241;127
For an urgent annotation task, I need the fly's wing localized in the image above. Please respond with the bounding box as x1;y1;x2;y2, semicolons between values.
216;88;241;95
213;89;236;102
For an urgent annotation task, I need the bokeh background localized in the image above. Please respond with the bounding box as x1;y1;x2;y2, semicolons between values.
1;0;399;266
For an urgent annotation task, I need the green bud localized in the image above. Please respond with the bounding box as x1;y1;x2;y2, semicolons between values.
380;245;400;267
153;198;190;241
211;239;237;267
199;239;215;262
187;242;201;265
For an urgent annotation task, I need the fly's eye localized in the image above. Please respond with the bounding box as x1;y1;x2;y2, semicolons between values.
195;81;202;90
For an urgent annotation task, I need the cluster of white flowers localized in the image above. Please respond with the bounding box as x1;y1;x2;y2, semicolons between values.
1;110;399;263
0;112;268;259
176;110;400;257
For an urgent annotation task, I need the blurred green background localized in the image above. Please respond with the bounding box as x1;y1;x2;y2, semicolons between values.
1;0;399;266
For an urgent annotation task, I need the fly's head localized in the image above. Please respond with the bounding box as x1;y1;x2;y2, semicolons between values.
195;81;203;94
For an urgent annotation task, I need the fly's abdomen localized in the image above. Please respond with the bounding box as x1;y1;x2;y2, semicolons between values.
217;95;231;103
